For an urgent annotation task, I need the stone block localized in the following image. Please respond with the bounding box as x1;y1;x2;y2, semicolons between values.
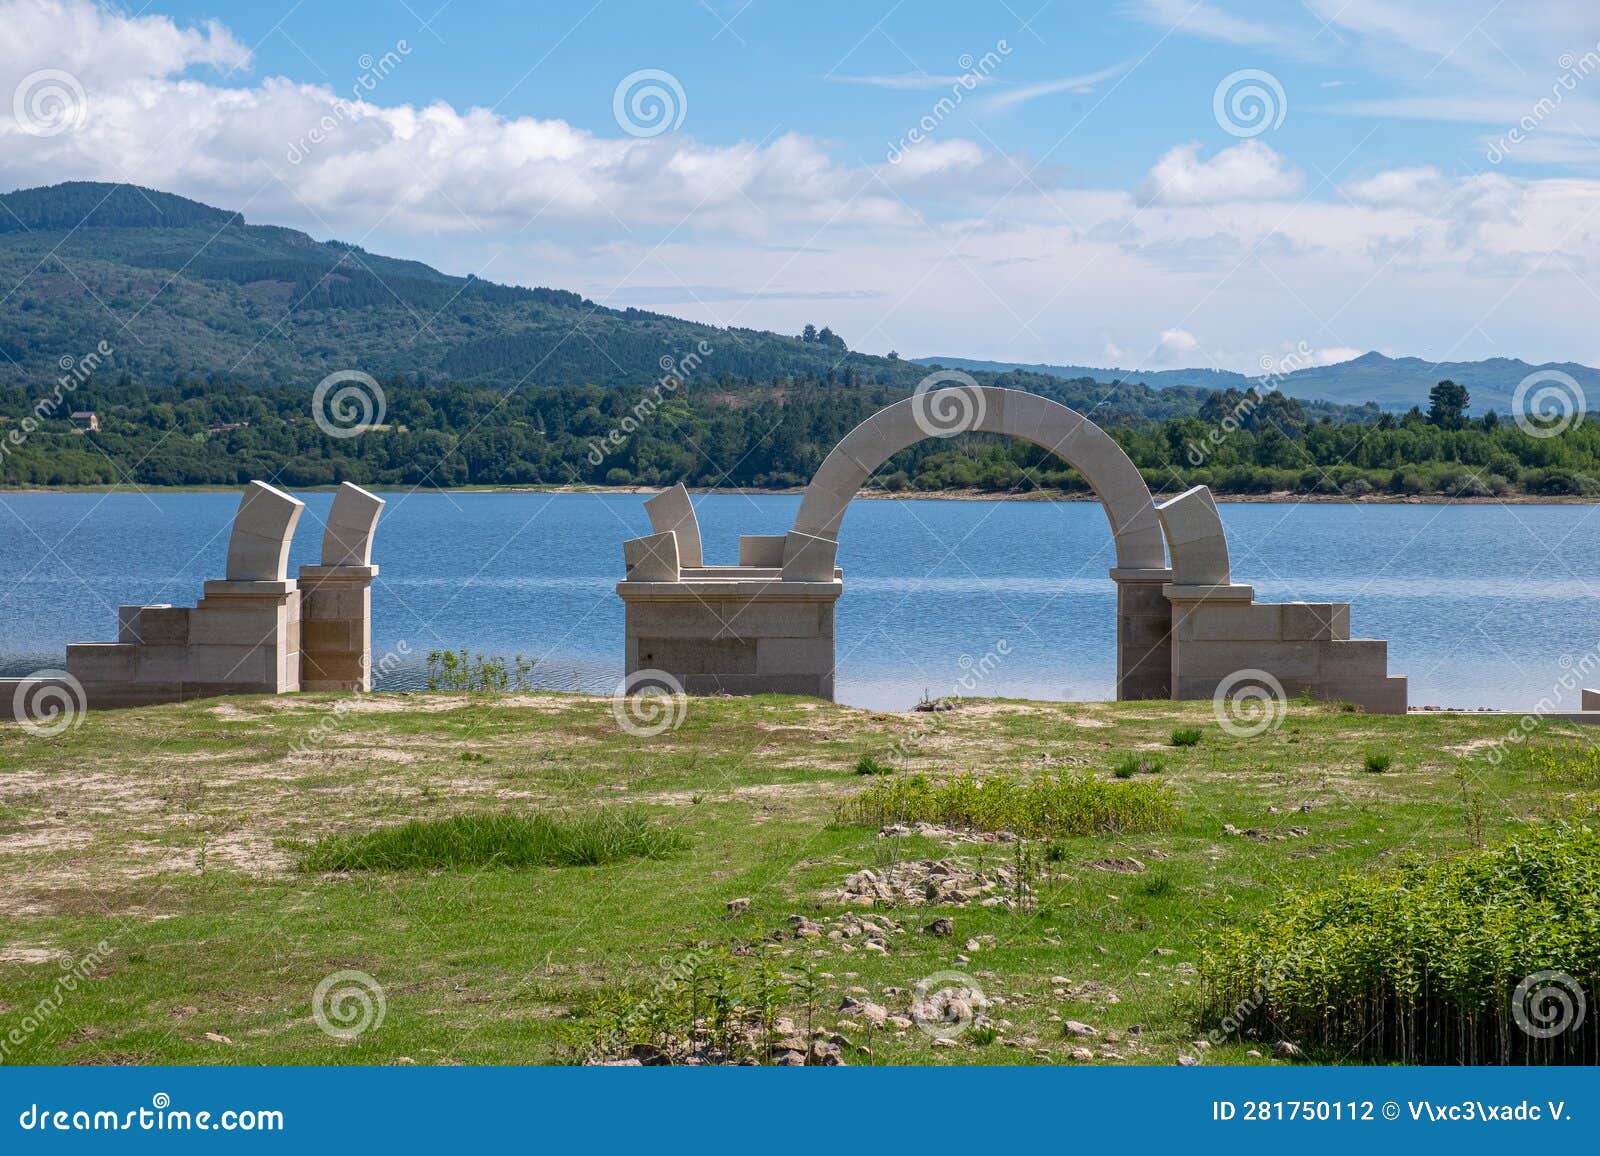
1313;675;1407;715
680;673;832;698
189;604;285;647
303;619;356;653
756;636;834;676
634;637;758;676
1319;639;1388;678
1179;639;1320;679
301;653;368;684
644;484;704;567
738;535;787;567
66;643;137;682
625;599;827;640
1174;602;1283;642
1585;688;1600;711
321;482;385;567
1281;602;1350;641
188;644;276;685
782;531;839;581
622;532;680;582
136;645;196;682
224;481;304;582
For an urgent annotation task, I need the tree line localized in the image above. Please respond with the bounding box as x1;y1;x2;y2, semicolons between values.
2;375;1594;497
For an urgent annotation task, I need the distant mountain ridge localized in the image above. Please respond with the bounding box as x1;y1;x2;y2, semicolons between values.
916;352;1600;414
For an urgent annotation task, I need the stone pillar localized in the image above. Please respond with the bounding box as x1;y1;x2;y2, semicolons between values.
296;482;385;692
297;565;377;691
1112;567;1173;700
189;579;303;692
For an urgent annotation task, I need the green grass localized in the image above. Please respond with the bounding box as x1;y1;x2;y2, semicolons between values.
298;810;687;872
1112;753;1165;778
853;754;894;776
1363;751;1392;773
836;770;1175;837
0;692;1592;1066
1169;727;1202;747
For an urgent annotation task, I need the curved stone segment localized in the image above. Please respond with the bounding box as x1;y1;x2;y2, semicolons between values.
623;532;681;582
321;482;386;568
644;483;703;568
225;481;306;583
780;531;839;582
1155;485;1232;586
791;387;1166;570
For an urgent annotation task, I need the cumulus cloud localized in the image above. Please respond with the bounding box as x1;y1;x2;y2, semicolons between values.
1137;140;1303;205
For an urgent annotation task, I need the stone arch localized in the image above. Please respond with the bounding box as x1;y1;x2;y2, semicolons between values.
791;386;1168;570
789;385;1175;698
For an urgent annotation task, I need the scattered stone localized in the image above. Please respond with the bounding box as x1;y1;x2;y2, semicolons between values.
924;917;954;936
1086;857;1147;874
931;1037;957;1048
1070;1046;1095;1061
726;897;751;915
1273;1040;1304;1060
1062;1021;1099;1038
838;856;1030;908
1177;1054;1199;1066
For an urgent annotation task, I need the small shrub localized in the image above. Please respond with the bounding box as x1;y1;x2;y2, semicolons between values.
1140;874;1175;898
1169;727;1202;747
1113;753;1165;778
426;650;536;693
836;771;1175;838
299;809;686;872
1363;752;1392;774
854;754;894;776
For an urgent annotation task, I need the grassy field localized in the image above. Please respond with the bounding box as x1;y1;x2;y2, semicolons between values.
0;690;1588;1066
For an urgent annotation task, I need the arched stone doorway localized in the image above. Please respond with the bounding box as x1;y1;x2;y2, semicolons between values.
615;383;1406;713
788;384;1173;699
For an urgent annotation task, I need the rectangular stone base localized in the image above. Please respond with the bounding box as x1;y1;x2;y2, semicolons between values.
618;577;841;699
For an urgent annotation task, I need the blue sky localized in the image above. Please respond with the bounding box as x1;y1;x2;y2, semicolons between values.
4;0;1600;372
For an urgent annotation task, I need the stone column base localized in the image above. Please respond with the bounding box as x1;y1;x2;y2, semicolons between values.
1112;567;1174;700
298;564;378;691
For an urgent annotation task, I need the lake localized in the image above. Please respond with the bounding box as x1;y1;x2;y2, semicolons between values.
2;490;1597;711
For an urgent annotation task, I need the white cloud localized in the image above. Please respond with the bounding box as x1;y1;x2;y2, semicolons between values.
977;62;1130;112
831;73;972;91
1121;0;1289;47
1137;140;1303;205
1344;166;1444;207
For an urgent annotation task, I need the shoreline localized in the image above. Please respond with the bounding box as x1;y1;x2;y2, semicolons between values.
1;483;1597;505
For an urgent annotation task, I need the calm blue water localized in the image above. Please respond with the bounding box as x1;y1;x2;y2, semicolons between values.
3;490;1599;711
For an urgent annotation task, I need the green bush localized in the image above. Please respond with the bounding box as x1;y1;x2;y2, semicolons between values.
836;771;1175;838
1363;752;1392;773
1113;753;1165;778
1198;824;1600;1063
854;754;894;776
299;810;687;871
1170;727;1203;747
